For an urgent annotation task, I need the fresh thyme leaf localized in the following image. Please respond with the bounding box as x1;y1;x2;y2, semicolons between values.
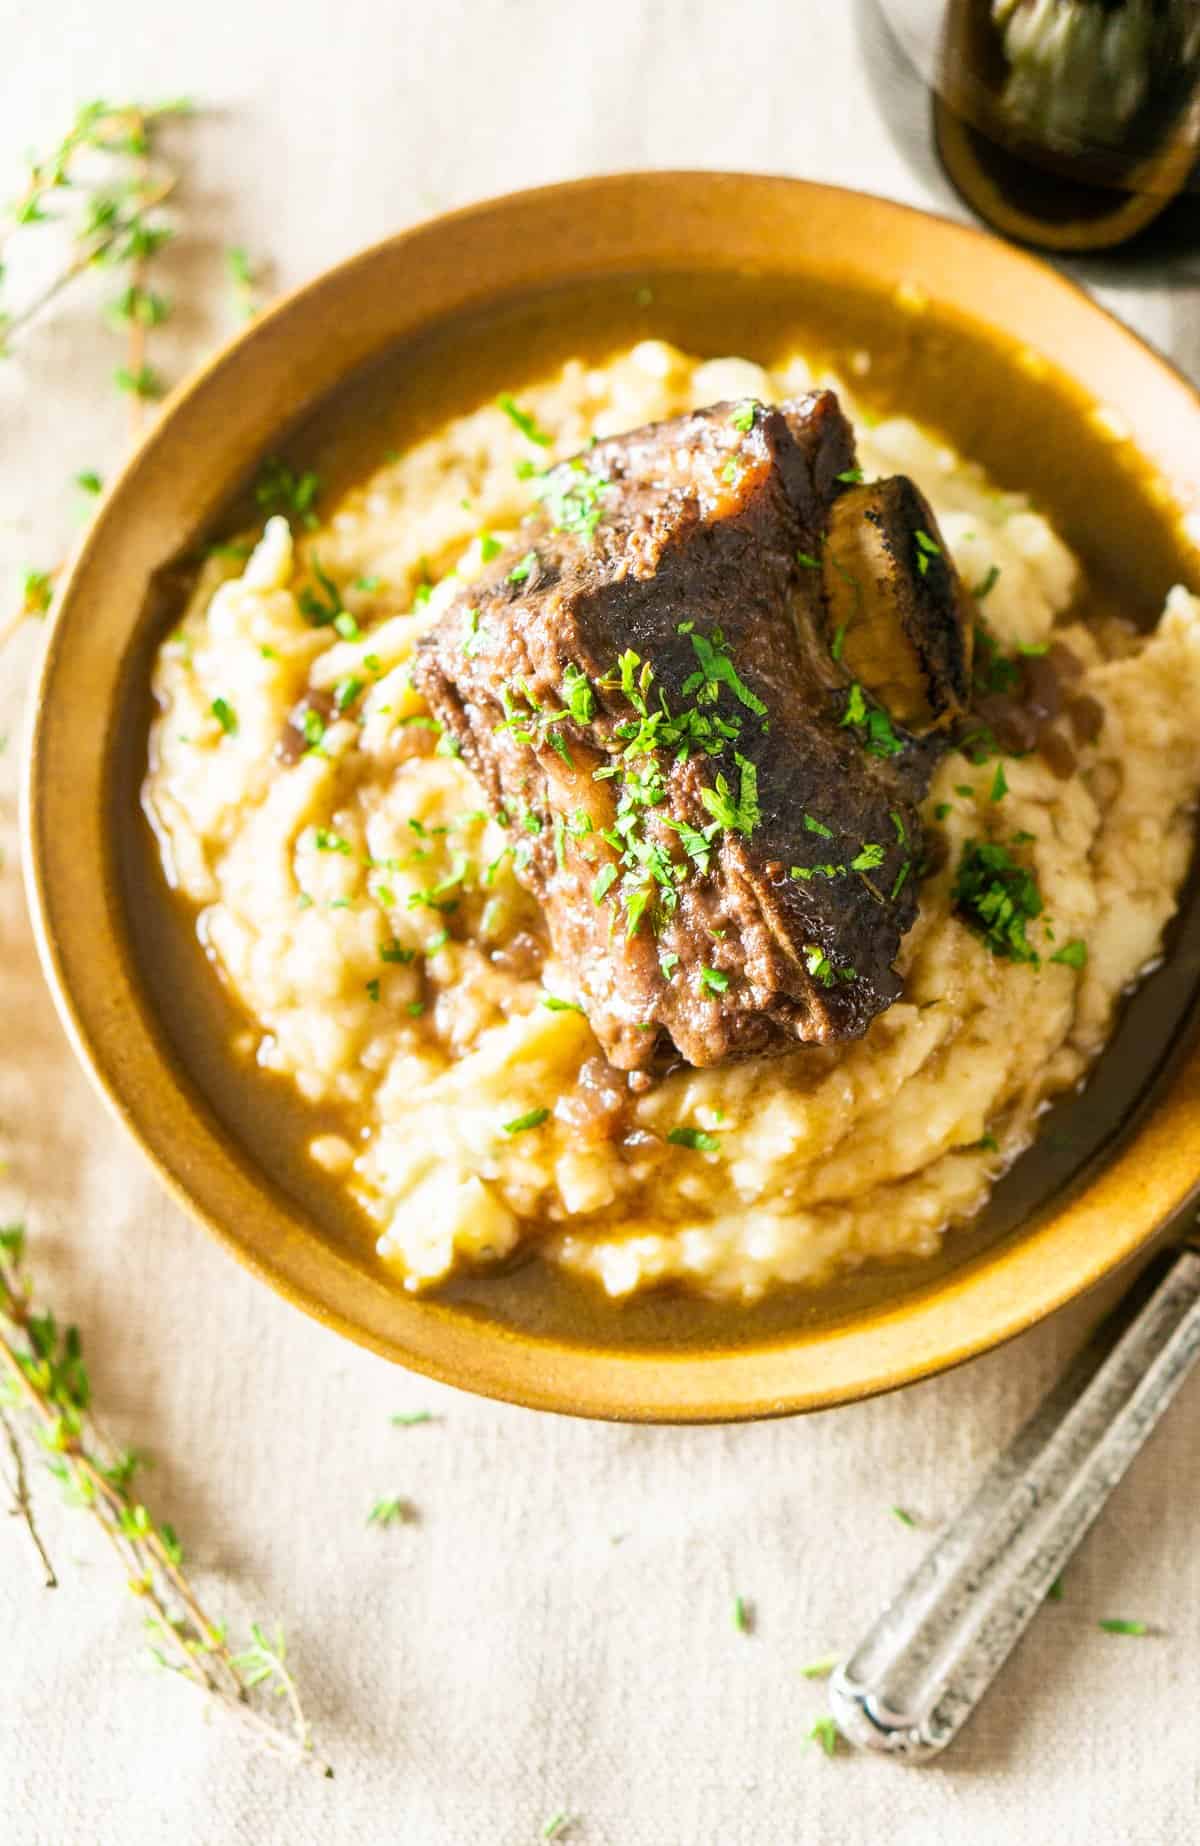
22;569;54;615
113;362;162;399
667;1126;721;1152
807;1717;840;1757
366;1497;412;1529
800;1653;840;1680
503;1107;550;1135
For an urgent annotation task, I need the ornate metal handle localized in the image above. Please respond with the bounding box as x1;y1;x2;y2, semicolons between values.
829;1245;1200;1761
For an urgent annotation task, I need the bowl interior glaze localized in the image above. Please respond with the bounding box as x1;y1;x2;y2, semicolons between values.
23;174;1200;1419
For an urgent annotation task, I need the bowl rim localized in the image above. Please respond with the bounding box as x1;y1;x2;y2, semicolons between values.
21;169;1200;1421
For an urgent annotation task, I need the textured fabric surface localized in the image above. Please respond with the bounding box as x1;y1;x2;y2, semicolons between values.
2;2;1199;1840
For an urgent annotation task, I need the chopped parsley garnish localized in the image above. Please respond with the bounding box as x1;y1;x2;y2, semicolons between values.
934;802;952;821
851;842;884;872
542;996;584;1014
971;564;1000;602
75;469;103;495
561;662;595;724
365;978;381;1003
255;458;320;528
836;466;865;484
210;697;237;735
732;1594;752;1633
333;675;364;714
592;864;618;904
796;550;821;570
534;459;611;541
1098;1619;1150;1636
503;1106;550;1135
699;967;729;996
380;940;415;964
685;629;768;720
914;528;941;577
891;860;911;899
542;1815;574;1841
973;1132;1000;1153
952;839;1043;963
508;550;538;584
298;553;343;628
804;945;855;987
314;829;351;855
890;811;907;844
354;574;381;593
333;610;361;641
667;1126;721;1153
990;763;1008;802
659;951;679;979
891;1505;917;1528
803;814;834;839
498;393;551;446
730;401;758;433
479;533;502;563
840;682;903;759
830;622;847;662
1050;938;1087;969
302;708;326;749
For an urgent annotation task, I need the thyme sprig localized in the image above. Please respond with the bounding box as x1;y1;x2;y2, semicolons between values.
0;1225;329;1774
1;99;190;647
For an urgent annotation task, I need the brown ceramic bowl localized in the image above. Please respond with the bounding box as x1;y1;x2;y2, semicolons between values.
22;174;1200;1420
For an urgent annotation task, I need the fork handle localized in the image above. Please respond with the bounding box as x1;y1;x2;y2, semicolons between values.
829;1246;1200;1761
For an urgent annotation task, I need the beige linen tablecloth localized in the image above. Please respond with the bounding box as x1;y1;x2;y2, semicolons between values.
2;2;1199;1839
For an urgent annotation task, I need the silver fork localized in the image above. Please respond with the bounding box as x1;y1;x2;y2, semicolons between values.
829;1241;1200;1760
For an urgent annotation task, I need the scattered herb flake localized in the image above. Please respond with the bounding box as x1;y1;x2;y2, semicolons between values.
667;1126;722;1153
498;393;551;447
503;1107;550;1136
210;697;237;736
808;1717;840;1758
1050;939;1088;970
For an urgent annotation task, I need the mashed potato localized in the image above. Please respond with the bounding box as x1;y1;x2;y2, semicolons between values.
144;342;1200;1300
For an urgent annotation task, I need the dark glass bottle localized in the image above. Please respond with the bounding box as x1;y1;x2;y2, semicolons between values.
891;0;1200;249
